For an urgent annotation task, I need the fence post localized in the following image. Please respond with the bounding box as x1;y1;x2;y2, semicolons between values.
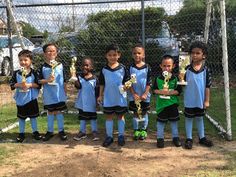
6;8;13;75
220;0;232;140
141;0;145;47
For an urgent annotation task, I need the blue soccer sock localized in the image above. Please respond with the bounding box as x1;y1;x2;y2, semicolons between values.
90;119;98;132
185;117;193;139
132;117;139;130
19;118;25;133
56;113;64;132
118;119;125;136
80;120;86;133
141;113;149;130
170;121;179;138
105;120;113;137
196;116;205;139
47;114;54;133
30;118;38;133
157;121;165;139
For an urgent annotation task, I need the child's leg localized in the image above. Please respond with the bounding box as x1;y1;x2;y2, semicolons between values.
117;114;125;137
30;118;38;133
102;114;114;147
19;118;25;133
117;114;125;146
170;121;179;138
141;113;149;130
80;120;86;133
196;116;204;139
132;116;139;130
47;112;54;133
185;117;193;139
56;112;64;132
105;115;113;138
90;119;98;132
157;121;165;139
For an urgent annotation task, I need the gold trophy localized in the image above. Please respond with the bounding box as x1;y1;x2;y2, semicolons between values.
177;53;190;85
135;98;144;122
119;73;137;97
69;56;78;82
48;60;58;85
159;71;172;99
19;67;29;92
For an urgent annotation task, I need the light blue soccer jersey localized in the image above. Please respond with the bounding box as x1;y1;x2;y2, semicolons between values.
75;76;97;112
10;69;39;106
128;63;151;102
99;64;129;107
39;62;67;105
184;65;210;109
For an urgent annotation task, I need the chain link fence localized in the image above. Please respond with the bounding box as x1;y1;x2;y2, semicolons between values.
0;0;235;138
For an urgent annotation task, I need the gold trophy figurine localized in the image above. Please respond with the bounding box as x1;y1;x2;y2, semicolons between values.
48;60;58;85
159;71;172;99
135;98;145;122
177;54;190;85
119;73;137;97
19;67;29;92
69;56;78;82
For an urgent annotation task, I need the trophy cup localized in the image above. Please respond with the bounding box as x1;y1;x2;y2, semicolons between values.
48;60;58;85
159;71;172;99
19;67;29;92
119;73;137;97
135;99;144;122
177;54;190;85
69;56;78;82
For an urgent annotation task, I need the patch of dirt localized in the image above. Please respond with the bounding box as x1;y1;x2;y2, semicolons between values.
0;132;234;177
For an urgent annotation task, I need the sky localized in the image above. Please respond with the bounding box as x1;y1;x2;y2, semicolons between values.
0;0;183;33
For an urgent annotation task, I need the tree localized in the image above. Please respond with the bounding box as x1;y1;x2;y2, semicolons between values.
19;21;41;38
78;7;167;70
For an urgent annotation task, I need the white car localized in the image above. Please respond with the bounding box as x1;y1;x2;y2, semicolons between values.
0;35;35;76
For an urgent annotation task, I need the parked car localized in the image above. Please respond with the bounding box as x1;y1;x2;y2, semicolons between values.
145;21;180;59
0;35;36;76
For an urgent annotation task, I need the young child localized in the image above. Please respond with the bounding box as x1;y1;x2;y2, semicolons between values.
73;57;99;141
153;55;182;148
184;41;213;149
38;43;67;141
128;44;152;140
10;49;42;143
97;44;130;147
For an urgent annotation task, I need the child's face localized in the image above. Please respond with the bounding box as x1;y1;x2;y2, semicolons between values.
81;59;93;75
160;58;174;73
44;45;58;62
105;50;121;65
19;56;31;69
132;47;145;63
191;47;205;63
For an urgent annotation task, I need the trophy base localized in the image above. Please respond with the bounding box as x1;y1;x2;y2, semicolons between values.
177;81;187;85
69;77;78;83
19;89;29;93
135;117;145;122
159;95;170;99
48;82;57;86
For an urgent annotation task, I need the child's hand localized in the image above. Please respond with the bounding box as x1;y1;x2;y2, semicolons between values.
48;75;55;83
204;101;210;109
133;93;140;101
97;96;103;105
140;93;148;100
21;82;29;91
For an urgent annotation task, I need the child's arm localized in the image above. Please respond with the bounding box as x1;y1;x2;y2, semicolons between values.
141;64;152;100
97;69;105;104
97;85;104;104
204;88;210;108
204;67;211;109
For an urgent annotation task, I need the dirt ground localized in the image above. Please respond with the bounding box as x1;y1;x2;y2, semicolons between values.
0;132;236;177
